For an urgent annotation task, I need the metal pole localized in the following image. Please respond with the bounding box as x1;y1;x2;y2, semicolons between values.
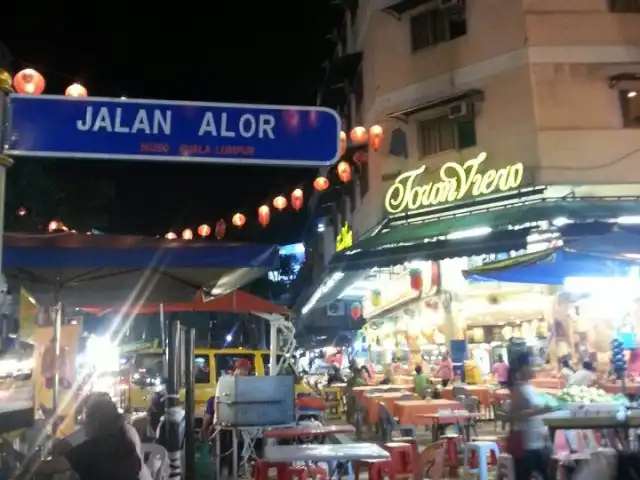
166;317;182;478
269;319;278;376
160;303;167;376
51;303;62;435
0;74;14;276
184;328;196;480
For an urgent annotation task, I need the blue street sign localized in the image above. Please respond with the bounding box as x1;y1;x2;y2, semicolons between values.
5;95;341;167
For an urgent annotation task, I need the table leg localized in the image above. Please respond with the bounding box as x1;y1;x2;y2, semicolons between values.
232;428;238;479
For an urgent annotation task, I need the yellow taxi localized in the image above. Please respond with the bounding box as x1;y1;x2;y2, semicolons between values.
120;347;295;417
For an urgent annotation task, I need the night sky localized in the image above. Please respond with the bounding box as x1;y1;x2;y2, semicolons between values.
2;3;338;244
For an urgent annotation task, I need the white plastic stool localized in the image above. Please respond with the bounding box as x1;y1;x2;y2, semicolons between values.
141;443;169;480
496;453;514;480
462;441;500;480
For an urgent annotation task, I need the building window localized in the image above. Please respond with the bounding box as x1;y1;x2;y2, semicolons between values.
410;5;467;51
610;0;640;12
621;90;640;127
418;114;476;157
194;354;211;384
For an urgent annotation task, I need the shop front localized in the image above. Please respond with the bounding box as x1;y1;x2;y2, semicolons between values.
296;150;640;376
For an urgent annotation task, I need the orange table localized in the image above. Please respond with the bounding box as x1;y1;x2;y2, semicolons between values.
493;387;561;402
352;384;413;402
364;391;419;424
531;378;564;389
441;386;492;406
394;399;463;425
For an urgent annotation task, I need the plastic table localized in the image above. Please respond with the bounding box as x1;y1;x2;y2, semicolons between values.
264;443;390;463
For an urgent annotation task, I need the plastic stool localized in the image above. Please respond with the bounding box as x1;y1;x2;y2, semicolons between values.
307;466;329;480
384;442;415;478
496;453;514;480
253;460;289;480
353;459;393;480
441;434;462;477
462;441;500;480
284;465;308;480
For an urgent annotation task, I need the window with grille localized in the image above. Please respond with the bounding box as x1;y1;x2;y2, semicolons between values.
620;90;640;127
417;114;476;157
410;5;467;51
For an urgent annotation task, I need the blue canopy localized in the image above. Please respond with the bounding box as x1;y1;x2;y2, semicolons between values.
463;248;636;285
4;233;279;306
568;229;640;259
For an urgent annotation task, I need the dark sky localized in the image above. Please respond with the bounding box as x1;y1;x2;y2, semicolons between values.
2;3;338;244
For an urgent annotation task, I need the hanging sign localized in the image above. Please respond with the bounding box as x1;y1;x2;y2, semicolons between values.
336;223;353;252
384;152;524;214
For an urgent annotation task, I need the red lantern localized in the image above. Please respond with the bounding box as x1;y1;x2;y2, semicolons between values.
353;150;368;165
232;213;246;228
337;161;352;183
273;195;287;211
409;268;423;292
349;126;367;144
13;69;45;95
369;125;383;151
65;83;88;97
258;205;270;227
314;176;329;191
16;207;27;217
182;228;193;240
47;220;60;232
165;232;177;240
214;219;226;240
350;302;362;320
197;224;211;238
291;189;304;211
339;131;347;156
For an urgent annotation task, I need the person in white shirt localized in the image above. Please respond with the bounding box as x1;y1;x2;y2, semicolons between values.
568;361;597;387
560;358;575;384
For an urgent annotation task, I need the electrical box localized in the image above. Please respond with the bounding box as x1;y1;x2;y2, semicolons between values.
216;375;295;426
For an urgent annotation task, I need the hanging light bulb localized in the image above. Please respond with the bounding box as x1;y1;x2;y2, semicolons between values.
182;228;193;240
165;232;177;240
65;83;88;97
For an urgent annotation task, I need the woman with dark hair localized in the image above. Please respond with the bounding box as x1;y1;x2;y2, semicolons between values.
34;395;142;480
507;351;554;480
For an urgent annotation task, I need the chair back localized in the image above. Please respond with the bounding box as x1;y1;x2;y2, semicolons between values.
463;396;481;414
419;440;446;480
141;443;169;480
452;386;468;398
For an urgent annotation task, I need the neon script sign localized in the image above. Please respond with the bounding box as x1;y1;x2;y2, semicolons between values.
384;152;523;214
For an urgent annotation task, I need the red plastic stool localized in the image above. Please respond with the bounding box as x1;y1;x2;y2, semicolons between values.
393;437;420;477
384;442;415;478
284;465;308;480
307;466;329;480
353;459;393;480
468;448;498;468
441;434;462;477
252;460;290;480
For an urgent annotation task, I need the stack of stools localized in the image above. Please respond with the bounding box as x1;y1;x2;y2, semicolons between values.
462;441;500;480
441;433;463;477
253;460;289;480
354;441;416;480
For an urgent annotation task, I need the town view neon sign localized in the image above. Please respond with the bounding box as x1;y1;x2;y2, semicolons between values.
384;152;523;214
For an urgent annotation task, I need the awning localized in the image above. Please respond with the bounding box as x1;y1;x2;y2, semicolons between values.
463;247;638;285
388;89;484;122
381;0;432;18
4;233;279;306
79;289;289;316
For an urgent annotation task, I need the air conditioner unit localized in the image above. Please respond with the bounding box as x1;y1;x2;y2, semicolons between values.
326;301;346;317
447;101;468;119
439;0;463;9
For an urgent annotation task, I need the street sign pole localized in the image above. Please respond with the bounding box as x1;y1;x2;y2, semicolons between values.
0;70;14;345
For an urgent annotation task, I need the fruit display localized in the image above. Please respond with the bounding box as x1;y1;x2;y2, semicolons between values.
555;386;628;405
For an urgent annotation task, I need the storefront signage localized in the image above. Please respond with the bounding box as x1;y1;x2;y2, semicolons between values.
384;152;524;214
336;223;353;252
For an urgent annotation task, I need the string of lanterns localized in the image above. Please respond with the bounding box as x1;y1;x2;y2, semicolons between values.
8;68;384;240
